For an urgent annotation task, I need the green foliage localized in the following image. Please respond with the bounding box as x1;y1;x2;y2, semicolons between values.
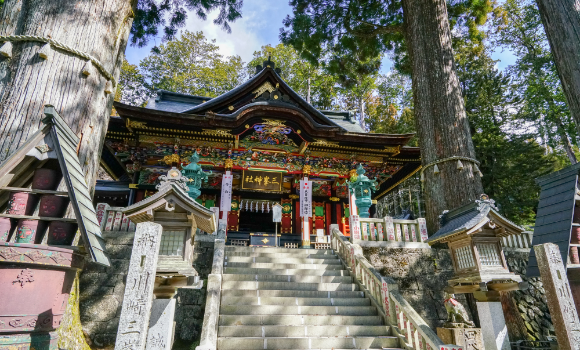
130;0;243;47
116;59;152;107
248;44;339;110
490;0;578;163
280;0;494;74
139;30;246;98
457;46;557;225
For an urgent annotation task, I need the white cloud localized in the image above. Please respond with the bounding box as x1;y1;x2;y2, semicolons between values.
183;8;262;63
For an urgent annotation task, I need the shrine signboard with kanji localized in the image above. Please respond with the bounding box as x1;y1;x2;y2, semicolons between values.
241;170;283;191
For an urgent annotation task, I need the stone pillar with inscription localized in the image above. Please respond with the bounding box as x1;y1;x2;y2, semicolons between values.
115;222;163;350
535;243;580;350
146;298;176;350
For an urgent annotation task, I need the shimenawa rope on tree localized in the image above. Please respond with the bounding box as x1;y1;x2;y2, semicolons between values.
420;155;483;182
0;35;116;92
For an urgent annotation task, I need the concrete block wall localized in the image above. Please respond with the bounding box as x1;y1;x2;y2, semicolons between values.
79;232;215;350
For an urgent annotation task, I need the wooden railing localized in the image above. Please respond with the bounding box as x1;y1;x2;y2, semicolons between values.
356;216;429;243
331;226;463;350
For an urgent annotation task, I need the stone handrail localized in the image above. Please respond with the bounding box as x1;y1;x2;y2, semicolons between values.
356;216;429;244
331;226;463;350
96;203;136;232
196;223;226;350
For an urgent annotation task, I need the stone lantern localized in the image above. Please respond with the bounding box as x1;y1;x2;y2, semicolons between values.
181;151;208;199
348;164;378;218
426;194;527;350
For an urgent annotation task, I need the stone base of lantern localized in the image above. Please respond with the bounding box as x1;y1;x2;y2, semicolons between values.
437;327;483;350
0;331;59;349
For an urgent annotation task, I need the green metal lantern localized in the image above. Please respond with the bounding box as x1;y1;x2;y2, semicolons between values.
348;164;378;218
181;151;208;199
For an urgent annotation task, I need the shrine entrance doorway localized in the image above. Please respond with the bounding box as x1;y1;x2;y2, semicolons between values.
238;210;276;233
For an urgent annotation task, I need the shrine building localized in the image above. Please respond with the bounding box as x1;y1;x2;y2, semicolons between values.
100;59;421;247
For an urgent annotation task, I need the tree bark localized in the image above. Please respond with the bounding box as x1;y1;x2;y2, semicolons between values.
401;0;483;231
0;0;135;193
536;0;580;136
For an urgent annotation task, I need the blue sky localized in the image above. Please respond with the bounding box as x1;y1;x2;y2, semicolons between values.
125;1;516;73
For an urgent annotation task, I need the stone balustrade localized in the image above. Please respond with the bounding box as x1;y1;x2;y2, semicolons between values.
356;217;430;248
331;226;463;350
95;203;135;232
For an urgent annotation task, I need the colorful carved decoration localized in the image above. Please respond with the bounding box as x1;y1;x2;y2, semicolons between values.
181;151;208;199
312;181;331;197
247;120;297;146
348;164;378;218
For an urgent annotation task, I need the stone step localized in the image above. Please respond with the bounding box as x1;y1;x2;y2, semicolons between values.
225;246;329;254
225;251;336;258
220;296;370;306
218;325;390;337
222;274;353;283
219;314;384;326
223;262;346;270
219;305;377;316
221;281;359;291
217;336;399;349
223;267;350;276
221;289;365;298
225;256;341;264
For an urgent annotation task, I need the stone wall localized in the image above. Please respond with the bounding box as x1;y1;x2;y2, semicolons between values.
503;248;555;341
362;245;555;342
361;246;473;329
79;232;215;350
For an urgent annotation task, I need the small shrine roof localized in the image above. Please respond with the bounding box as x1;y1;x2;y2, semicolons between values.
122;172;216;234
427;196;524;244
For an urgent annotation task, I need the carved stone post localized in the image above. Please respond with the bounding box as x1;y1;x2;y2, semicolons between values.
534;243;580;350
115;222;163;350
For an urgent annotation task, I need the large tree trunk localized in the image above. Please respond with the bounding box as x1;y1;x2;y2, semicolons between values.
401;0;483;231
536;0;580;136
0;0;134;193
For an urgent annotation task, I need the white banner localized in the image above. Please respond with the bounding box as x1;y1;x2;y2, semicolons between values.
272;204;282;223
299;178;312;217
220;171;233;213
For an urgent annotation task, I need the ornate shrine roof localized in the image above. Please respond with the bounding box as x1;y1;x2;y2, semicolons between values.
106;59;422;199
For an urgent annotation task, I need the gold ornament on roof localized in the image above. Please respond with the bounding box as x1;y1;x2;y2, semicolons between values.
262;119;286;127
126;118;147;129
302;165;312;175
289;194;299;200
202;129;230;136
329;197;340;202
163;153;181;165
312;138;339;147
252;81;276;98
224;158;233;169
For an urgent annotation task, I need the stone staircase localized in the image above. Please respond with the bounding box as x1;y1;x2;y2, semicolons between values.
216;246;403;350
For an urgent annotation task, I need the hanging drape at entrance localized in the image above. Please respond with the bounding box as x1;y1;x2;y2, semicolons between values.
227;195;241;231
281;199;293;233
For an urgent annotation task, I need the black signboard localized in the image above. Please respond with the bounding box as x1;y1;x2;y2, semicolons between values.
241;170;283;191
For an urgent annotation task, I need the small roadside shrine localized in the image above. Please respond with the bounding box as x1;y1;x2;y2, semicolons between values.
427;194;527;350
